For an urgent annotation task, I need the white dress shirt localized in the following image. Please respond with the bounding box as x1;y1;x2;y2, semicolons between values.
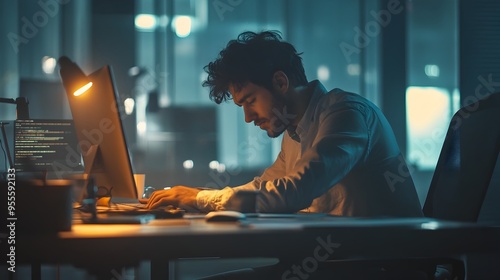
197;80;423;217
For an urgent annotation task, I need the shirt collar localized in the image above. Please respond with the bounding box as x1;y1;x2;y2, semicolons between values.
290;80;327;141
286;125;301;142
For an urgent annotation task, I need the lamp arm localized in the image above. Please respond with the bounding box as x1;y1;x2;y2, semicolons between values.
0;97;16;104
0;97;30;119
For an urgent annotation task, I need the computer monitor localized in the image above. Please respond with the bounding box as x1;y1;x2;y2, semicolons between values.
14;119;83;177
62;65;137;199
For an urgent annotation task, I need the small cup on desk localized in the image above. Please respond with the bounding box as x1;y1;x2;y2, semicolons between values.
133;174;146;199
16;179;74;234
231;190;259;213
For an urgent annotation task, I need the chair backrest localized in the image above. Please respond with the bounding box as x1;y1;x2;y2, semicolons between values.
423;92;500;222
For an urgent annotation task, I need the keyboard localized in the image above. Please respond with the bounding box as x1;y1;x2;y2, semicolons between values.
98;203;185;219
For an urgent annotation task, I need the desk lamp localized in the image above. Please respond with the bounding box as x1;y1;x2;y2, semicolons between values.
58;56;101;181
58;56;93;96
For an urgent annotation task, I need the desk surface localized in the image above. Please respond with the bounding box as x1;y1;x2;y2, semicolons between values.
14;215;500;271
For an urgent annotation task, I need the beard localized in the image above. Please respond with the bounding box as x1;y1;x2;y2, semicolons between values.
265;92;293;138
266;115;287;138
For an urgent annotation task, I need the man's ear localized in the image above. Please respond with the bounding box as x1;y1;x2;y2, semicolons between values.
272;71;289;94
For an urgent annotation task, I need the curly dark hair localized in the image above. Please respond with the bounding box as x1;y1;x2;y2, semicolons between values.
202;30;308;104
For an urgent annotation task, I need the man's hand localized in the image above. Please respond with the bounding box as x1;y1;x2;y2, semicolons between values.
146;186;201;210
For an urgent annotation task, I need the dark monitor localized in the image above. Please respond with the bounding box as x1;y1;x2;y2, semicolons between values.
14;119;83;177
423;92;500;222
63;65;137;199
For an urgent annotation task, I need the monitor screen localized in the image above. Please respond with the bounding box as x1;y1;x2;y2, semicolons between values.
63;65;137;199
14;119;83;177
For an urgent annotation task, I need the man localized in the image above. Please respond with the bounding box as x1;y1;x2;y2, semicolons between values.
146;30;422;218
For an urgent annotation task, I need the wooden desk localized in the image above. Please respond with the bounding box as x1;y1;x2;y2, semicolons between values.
11;215;500;279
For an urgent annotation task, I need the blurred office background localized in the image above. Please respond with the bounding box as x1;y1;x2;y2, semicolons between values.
1;0;500;279
2;0;500;214
2;0;500;210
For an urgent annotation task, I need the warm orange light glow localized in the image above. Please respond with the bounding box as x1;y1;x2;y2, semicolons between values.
74;82;93;96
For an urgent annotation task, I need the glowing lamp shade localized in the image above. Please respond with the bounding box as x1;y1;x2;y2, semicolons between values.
58;56;93;97
73;82;93;96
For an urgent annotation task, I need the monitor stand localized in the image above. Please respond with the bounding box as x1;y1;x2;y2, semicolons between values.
83;144;103;176
80;145;151;224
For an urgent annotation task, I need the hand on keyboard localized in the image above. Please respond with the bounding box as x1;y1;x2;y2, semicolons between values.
145;186;201;210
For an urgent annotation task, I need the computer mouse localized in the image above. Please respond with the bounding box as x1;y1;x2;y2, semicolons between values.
205;211;246;222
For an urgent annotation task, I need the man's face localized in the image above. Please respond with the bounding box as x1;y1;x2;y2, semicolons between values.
229;82;290;138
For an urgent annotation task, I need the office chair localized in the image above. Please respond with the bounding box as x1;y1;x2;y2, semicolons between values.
421;90;500;279
423;91;500;222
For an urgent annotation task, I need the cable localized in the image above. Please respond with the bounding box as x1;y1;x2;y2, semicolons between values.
0;138;7;173
0;122;14;168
